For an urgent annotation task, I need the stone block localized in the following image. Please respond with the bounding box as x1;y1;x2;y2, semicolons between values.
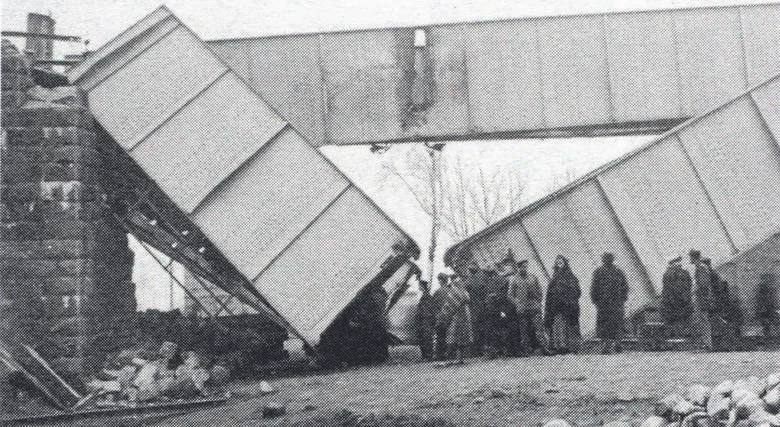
40;182;100;203
3;127;97;148
36;200;104;221
26;86;88;108
37;238;96;259
3;106;93;129
41;146;102;167
45;275;96;295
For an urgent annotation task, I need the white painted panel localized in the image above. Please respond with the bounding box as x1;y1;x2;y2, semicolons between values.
193;128;349;279
208;40;252;84
740;5;780;85
751;76;780;142
464;20;545;131
537;15;612;127
252;187;407;344
679;97;780;247
89;26;227;148
600;137;735;285
674;8;747;115
566;181;654;313
244;35;326;145
132;73;287;212
604;11;681;121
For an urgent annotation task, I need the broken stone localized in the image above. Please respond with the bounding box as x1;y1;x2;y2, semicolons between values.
262;402;286;418
542;419;572;427
616;389;635;402
685;384;711;406
133;361;161;389
303;404;317;412
639;416;666;427
707;393;731;419
473;396;485;404
259;380;275;395
490;388;509;399
158;341;178;361
764;385;780;410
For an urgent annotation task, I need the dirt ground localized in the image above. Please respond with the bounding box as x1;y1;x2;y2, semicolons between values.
146;347;780;427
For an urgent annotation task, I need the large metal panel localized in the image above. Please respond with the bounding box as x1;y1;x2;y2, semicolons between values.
89;26;227;149
243;35;326;145
751;76;780;142
536;15;612;127
463;20;545;132
252;186;407;344
132;72;287;212
495;221;548;281
678;97;780;247
599;137;735;284
604;11;681;121
740;5;780;86
674;8;748;115
208;40;252;85
320;30;403;144
192;127;350;280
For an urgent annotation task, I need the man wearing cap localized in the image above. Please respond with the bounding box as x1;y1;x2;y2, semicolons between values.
661;256;693;338
461;262;490;356
507;258;548;356
690;250;715;351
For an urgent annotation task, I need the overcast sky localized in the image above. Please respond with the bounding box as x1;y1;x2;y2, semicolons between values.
3;0;765;309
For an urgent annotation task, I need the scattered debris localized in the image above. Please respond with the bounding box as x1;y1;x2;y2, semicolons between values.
262;402;287;418
543;419;573;427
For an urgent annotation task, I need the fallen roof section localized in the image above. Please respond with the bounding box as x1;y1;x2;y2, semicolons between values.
67;6;419;346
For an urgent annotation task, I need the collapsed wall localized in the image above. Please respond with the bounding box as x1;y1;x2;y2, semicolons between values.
0;40;136;377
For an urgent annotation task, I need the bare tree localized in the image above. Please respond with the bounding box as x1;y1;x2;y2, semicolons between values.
379;144;526;243
545;165;579;193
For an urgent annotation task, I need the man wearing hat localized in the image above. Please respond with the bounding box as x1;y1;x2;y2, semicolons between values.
507;257;548;356
690;249;715;351
661;256;693;338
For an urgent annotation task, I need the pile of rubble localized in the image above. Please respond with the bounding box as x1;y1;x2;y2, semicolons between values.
86;341;230;407
545;372;780;426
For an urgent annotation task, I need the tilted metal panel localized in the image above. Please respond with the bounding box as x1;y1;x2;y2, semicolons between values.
207;40;253;86
599;136;735;284
320;30;403;144
463;20;545;132
252;186;407;344
604;11;682;121
243;35;326;145
678;96;780;249
192;127;350;280
495;221;548;281
88;26;228;150
673;8;748;115
740;5;780;86
131;72;287;212
751;76;780;142
536;15;612;127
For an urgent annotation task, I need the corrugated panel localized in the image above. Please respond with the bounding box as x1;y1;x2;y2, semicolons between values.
604;11;681;121
243;35;326;145
740;5;780;86
678;97;780;247
208;40;253;85
463;20;545;132
89;26;227;149
536;15;612;126
192;127;350;280
131;72;287;212
320;30;403;143
252;186;407;344
751;76;780;142
674;8;748;115
599;137;735;284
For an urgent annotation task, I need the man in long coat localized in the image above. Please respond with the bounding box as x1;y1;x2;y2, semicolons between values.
690;249;714;351
590;253;629;354
461;263;489;356
430;273;450;360
416;279;436;361
661;256;693;338
507;259;548;356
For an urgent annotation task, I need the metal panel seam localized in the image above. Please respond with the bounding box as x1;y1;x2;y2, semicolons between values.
600;15;617;123
736;7;752;87
673;134;739;254
250;183;354;283
532;20;548;129
316;33;330;145
748;93;780;153
188;123;291;215
594;176;656;297
669;10;685;117
460;24;475;134
127;69;230;152
519;219;551;281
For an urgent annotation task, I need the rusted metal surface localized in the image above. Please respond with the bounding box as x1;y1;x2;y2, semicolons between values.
207;3;780;146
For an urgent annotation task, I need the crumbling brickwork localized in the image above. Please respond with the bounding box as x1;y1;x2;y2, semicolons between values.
1;40;136;377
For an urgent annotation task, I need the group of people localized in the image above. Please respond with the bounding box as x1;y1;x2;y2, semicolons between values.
415;250;631;363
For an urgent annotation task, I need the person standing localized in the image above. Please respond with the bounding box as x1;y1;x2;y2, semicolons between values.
756;273;778;341
690;250;715;351
544;255;582;354
416;279;436;361
461;263;489;356
431;273;450;360
661;257;693;338
590;252;629;354
436;275;473;364
507;259;549;356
